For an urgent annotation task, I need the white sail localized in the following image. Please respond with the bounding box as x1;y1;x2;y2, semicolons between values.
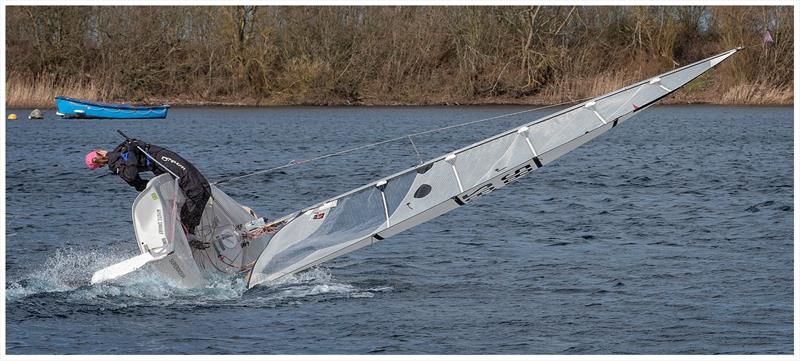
246;48;742;288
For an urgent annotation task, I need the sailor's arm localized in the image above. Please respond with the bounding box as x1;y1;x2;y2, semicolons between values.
115;149;148;191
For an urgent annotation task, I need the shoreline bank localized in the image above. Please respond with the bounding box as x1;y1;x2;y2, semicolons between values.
6;88;793;109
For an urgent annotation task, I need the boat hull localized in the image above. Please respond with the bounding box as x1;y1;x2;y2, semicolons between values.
133;175;205;287
131;174;270;287
55;96;169;119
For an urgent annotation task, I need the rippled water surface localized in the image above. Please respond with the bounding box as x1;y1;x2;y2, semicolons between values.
5;105;793;354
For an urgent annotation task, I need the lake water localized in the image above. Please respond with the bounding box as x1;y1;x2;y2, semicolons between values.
4;105;793;354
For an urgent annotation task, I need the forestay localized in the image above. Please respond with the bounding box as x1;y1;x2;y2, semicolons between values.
246;48;741;288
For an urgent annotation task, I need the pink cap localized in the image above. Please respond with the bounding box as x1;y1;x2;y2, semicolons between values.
85;150;102;170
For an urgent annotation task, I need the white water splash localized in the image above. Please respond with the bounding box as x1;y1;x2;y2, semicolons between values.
7;246;133;301
7;246;391;307
242;267;373;305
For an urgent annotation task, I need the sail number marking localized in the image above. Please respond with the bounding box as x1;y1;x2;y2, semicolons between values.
457;162;536;204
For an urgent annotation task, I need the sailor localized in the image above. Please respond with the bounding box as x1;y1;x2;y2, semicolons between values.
85;139;211;249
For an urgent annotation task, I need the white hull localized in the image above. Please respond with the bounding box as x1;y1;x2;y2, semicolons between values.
93;174;267;287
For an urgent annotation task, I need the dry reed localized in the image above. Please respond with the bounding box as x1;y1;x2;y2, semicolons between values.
6;72;110;108
719;82;793;105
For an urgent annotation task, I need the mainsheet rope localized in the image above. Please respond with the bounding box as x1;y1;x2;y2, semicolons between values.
212;97;593;186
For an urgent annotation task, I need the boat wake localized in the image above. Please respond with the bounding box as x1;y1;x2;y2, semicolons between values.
6;246;391;311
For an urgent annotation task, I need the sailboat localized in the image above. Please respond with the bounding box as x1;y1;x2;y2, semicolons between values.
91;47;742;289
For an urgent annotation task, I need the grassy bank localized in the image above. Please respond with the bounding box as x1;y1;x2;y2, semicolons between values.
6;72;108;108
6;72;792;108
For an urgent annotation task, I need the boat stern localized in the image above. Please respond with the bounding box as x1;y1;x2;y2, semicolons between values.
132;174;205;287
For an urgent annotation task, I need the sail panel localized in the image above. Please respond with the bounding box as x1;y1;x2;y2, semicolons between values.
254;208;325;257
454;132;535;190
384;166;437;216
596;85;658;120
386;160;461;224
253;186;386;277
660;61;711;92
528;107;606;155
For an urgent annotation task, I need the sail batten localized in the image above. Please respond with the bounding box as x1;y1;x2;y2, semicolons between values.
246;48;740;289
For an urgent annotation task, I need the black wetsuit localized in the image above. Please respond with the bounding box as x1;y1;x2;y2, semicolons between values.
106;140;211;235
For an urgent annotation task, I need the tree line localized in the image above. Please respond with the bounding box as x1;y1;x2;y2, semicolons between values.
5;6;794;107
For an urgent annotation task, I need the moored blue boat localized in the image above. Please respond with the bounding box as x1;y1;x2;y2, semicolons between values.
55;96;169;119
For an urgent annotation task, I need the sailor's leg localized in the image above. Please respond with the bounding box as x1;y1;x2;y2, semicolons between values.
181;184;211;235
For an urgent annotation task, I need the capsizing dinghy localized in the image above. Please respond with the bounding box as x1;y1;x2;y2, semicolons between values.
91;173;275;287
91;48;742;289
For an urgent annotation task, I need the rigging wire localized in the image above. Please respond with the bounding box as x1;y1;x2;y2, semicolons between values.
407;135;424;165
212;96;593;186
